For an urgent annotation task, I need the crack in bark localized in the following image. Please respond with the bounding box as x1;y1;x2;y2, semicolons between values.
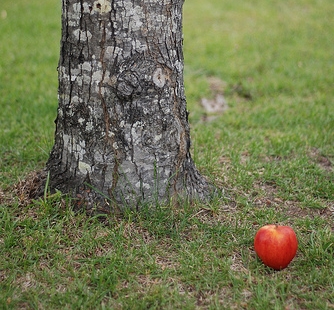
98;20;120;202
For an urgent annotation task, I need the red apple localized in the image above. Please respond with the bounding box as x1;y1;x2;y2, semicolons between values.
254;224;298;270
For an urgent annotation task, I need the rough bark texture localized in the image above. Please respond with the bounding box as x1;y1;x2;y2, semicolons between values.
47;0;214;211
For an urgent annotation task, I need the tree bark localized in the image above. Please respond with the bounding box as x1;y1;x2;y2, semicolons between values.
46;0;215;211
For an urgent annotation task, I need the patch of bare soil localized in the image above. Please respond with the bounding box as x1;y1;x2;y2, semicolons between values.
309;147;333;172
200;76;228;122
0;170;47;207
251;181;333;228
217;151;333;226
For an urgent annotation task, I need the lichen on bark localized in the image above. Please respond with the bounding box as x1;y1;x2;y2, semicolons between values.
46;0;216;211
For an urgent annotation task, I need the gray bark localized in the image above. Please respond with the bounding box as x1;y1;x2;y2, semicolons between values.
46;0;215;211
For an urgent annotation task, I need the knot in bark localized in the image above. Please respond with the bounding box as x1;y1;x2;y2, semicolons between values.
115;55;169;100
116;71;141;100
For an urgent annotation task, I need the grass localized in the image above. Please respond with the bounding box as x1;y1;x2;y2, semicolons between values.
1;0;334;308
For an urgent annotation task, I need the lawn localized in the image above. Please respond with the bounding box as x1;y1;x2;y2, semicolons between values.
1;0;334;309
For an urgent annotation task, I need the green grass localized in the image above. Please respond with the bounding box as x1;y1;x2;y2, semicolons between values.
0;0;59;187
1;0;334;309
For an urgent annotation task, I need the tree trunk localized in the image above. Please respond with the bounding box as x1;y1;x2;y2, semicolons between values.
46;0;214;211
